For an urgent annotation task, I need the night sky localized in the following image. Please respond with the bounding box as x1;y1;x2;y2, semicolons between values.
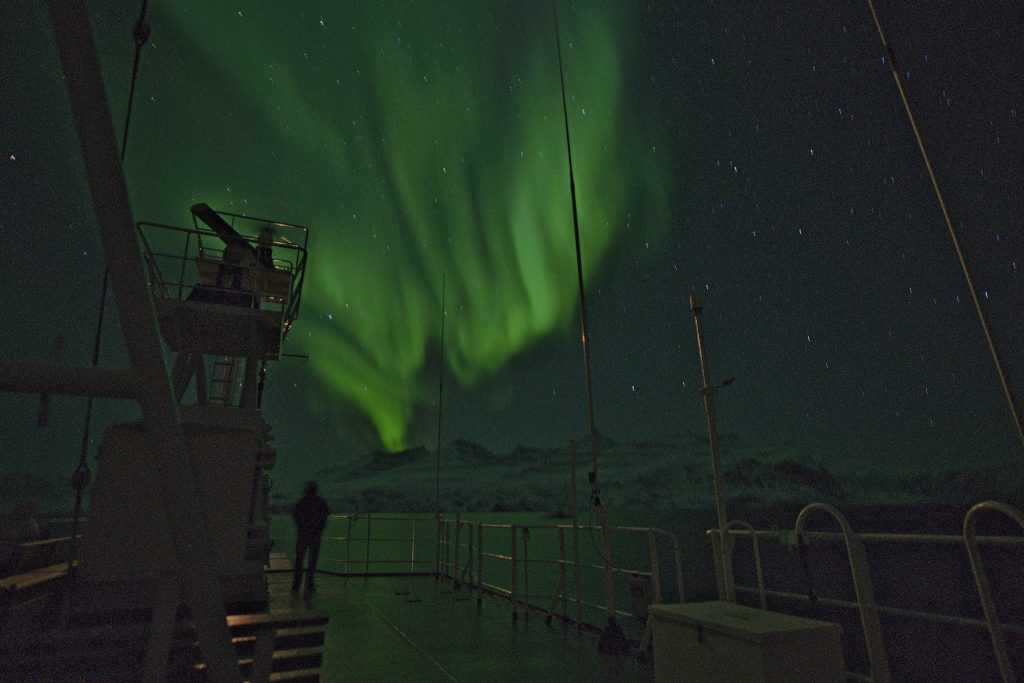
2;1;1021;492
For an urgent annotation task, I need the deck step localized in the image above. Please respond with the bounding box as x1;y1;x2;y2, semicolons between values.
238;646;324;676
169;609;328;682
267;667;323;683
232;627;326;655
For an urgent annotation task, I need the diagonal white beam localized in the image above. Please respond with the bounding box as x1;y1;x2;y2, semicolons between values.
45;3;240;680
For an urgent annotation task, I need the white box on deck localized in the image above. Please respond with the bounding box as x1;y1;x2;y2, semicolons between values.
649;601;844;683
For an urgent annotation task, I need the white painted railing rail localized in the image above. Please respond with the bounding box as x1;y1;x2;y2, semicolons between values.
710;500;1023;683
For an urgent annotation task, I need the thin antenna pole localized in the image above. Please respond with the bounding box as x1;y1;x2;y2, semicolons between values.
552;7;599;468
552;4;621;647
689;295;727;531
866;0;1024;452
689;295;735;602
435;273;446;517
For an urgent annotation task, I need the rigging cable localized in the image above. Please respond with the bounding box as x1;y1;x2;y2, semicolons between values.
866;0;1024;452
64;0;152;609
121;0;151;163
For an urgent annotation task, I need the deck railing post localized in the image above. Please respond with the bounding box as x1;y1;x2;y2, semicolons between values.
444;519;451;578
569;440;583;627
671;535;685;602
345;516;352;574
177;230;190;300
477;524;484;606
409;520;416;574
522;526;530;621
709;531;728;600
365;512;372;574
722;521;766;609
436;516;444;581
466;521;474;591
558;527;568;621
510;524;518;623
573;523;582;626
647;530;663;605
454;512;462;589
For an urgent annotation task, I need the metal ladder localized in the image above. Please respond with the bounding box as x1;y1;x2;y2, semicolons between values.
210;356;240;406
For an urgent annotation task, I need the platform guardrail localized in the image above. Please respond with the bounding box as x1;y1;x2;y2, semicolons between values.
711;500;1024;683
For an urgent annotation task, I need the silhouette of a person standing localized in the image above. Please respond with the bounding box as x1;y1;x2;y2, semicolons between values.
292;481;330;594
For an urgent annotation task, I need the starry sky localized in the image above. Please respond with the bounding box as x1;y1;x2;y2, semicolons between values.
2;0;1022;490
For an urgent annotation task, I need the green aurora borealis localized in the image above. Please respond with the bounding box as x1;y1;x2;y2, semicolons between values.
128;2;670;450
6;0;1022;487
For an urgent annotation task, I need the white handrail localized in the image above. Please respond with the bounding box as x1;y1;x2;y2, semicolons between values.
963;501;1023;683
794;503;891;683
719;519;766;608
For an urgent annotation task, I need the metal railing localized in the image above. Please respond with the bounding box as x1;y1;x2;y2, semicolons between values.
438;519;684;631
137;215;309;338
710;500;1024;683
270;501;1022;678
964;501;1024;683
271;513;684;635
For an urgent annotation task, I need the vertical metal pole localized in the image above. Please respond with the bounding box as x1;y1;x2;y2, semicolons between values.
434;275;446;583
45;3;239;679
365;512;372;574
522;527;530;621
454;511;462;588
510;525;518;623
569;440;582;627
558;527;568;621
444;520;451;578
477;524;484;606
177;231;190;300
689;295;728;531
345;516;352;574
552;5;617;628
672;536;685;603
466;522;474;592
647;531;663;605
409;521;416;573
435;274;446;515
436;511;444;577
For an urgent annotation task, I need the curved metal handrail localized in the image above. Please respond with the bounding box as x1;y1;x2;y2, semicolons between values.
794;502;891;683
721;519;766;608
963;501;1023;683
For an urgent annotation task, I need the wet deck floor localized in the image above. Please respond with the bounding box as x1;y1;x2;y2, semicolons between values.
268;561;653;682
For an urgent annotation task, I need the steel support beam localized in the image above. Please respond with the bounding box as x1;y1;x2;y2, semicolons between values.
0;363;138;399
45;3;240;680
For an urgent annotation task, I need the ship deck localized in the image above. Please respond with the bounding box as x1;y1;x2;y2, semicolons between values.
266;559;653;682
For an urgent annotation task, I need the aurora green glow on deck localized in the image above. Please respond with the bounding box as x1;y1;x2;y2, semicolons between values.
140;2;669;449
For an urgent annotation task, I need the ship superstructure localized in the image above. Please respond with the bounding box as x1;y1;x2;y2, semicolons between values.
77;205;308;610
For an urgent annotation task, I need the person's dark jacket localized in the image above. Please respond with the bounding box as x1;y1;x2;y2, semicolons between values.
292;494;330;540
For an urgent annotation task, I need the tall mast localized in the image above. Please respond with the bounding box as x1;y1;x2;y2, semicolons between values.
551;3;623;650
435;273;446;516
